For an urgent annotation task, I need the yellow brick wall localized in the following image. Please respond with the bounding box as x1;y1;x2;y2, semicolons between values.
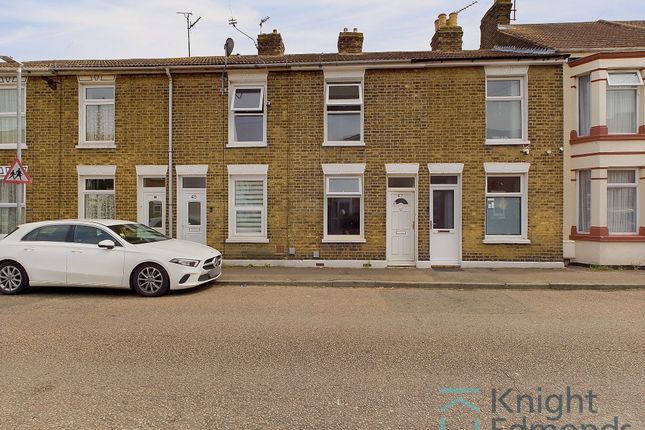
4;63;563;263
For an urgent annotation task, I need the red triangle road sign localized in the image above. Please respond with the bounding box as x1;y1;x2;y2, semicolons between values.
2;159;31;184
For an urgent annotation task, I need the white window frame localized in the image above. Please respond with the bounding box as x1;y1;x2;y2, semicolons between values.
226;164;268;243
0;76;26;150
324;80;364;147
0;168;26;237
485;66;529;146
576;169;592;234
322;163;365;243
77;165;116;219
78;77;115;148
577;74;591;137
228;72;268;148
606;169;639;235
606;71;642;135
483;163;530;244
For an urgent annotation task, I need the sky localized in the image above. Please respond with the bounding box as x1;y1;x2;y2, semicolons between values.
1;0;644;61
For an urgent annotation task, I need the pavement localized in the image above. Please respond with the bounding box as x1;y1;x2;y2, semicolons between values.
218;264;645;289
0;285;643;429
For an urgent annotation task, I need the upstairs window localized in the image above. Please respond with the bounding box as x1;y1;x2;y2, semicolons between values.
325;82;363;144
606;72;642;134
486;77;526;143
81;85;115;144
230;86;266;146
0;80;26;148
577;75;591;136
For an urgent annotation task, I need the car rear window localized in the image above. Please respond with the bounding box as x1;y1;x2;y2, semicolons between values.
22;225;71;242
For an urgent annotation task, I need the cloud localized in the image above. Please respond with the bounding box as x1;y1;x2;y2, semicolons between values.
0;0;644;60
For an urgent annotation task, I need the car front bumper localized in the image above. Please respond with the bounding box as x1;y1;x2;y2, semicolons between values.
169;256;222;290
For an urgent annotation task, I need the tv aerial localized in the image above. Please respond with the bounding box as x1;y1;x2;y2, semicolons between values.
228;16;258;49
177;11;202;57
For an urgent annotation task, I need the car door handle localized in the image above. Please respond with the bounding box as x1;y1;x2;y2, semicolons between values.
71;250;83;254
23;247;35;252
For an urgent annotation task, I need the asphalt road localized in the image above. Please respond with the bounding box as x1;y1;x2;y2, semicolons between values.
1;284;644;429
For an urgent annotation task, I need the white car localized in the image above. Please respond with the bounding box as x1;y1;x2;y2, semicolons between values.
0;220;222;297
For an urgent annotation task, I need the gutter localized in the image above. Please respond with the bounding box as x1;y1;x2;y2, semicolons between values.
165;67;173;238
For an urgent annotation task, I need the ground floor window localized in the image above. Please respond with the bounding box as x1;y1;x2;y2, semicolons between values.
227;165;268;243
577;169;591;233
607;170;638;234
0;180;25;235
324;175;363;241
80;177;115;219
483;163;529;243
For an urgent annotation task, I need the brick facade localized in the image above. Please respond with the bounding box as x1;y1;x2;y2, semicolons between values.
1;58;564;265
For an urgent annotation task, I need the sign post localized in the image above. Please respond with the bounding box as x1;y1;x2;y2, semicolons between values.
16;64;23;226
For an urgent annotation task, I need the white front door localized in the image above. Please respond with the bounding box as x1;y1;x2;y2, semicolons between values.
142;191;166;234
430;176;461;265
387;190;416;265
179;188;206;244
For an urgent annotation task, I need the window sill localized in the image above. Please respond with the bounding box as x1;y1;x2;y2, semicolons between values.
226;237;269;244
0;144;27;150
76;143;116;149
322;141;365;147
227;142;267;148
483;237;531;245
485;139;530;146
322;237;366;244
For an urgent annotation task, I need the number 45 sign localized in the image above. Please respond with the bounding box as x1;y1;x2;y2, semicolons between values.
2;159;31;184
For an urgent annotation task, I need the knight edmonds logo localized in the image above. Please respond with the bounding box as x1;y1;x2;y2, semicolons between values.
439;386;633;430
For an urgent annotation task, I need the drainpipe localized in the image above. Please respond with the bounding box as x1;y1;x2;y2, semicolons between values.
165;68;173;238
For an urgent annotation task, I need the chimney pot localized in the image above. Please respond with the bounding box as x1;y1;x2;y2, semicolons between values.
338;28;364;54
344;27;348;32
431;12;463;51
448;12;458;27
438;13;447;27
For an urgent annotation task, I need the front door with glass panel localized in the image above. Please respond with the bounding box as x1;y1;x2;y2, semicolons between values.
430;175;461;266
387;177;416;266
139;177;166;234
179;177;206;244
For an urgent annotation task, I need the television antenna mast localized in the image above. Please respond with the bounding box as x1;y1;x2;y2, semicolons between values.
259;16;270;33
176;11;202;57
228;16;258;48
455;1;478;14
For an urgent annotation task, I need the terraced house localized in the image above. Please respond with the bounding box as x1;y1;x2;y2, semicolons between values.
482;0;645;266
0;4;567;268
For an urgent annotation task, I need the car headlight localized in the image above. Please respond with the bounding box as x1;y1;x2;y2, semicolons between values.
170;258;200;267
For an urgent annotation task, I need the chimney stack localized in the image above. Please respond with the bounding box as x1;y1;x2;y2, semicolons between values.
480;0;514;49
431;12;463;51
338;28;364;54
257;29;285;56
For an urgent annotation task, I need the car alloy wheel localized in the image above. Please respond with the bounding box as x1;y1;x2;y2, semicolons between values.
132;264;169;297
0;262;29;295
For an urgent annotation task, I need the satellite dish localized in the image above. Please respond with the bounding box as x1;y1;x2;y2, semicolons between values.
224;38;235;56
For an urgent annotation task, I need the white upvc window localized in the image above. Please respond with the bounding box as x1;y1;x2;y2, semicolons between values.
577;75;591;137
483;163;530;244
227;165;268;243
322;164;365;243
0;77;26;149
607;169;638;234
606;72;642;135
79;80;115;147
485;66;529;145
0;176;26;236
230;86;266;145
77;166;116;219
577;169;591;234
324;82;363;145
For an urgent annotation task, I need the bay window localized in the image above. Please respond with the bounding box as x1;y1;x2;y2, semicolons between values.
0;79;26;148
227;165;268;243
578;75;591;136
607;170;638;234
577;169;591;234
606;72;642;134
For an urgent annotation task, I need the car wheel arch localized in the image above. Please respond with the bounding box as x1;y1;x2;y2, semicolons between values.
128;261;170;289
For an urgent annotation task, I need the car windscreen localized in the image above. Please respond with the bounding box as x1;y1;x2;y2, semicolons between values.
108;223;169;245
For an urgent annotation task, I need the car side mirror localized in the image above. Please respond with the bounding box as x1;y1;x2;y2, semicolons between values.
98;239;115;250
